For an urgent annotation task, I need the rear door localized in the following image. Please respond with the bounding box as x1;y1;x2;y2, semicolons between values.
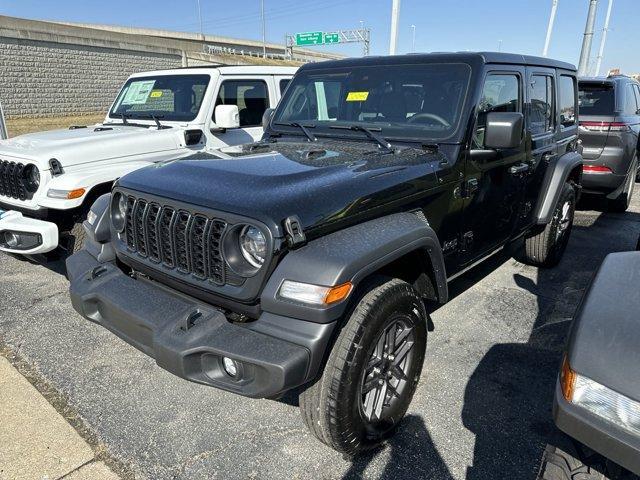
462;66;528;263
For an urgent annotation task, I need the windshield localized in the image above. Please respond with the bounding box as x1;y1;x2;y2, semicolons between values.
272;63;471;142
109;74;210;122
578;83;615;115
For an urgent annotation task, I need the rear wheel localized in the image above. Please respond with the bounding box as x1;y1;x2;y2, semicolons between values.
609;158;637;213
299;277;427;455
522;183;576;267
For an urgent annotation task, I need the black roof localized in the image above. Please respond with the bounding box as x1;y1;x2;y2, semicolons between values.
303;52;576;72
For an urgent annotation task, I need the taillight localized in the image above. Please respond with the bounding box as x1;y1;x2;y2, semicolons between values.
583;165;612;174
579;121;630;132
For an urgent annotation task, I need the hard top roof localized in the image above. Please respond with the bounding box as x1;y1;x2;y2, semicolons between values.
580;75;639;86
303;52;576;72
129;65;298;78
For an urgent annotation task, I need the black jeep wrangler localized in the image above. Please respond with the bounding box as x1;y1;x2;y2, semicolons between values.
67;52;583;454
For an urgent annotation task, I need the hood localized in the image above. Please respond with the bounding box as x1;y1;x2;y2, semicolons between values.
118;141;448;237
0;124;183;169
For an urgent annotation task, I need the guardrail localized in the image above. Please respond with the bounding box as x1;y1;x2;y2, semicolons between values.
203;44;310;63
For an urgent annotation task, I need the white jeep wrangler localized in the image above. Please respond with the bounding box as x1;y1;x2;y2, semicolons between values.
0;65;296;255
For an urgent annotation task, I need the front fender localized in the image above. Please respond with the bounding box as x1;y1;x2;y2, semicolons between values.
261;212;447;324
38;161;155;209
535;151;582;224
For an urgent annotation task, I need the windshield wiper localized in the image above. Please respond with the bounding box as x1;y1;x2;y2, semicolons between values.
138;114;165;129
274;122;317;142
329;124;393;152
120;113;129;125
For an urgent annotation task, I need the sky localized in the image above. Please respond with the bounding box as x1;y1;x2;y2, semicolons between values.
1;0;637;74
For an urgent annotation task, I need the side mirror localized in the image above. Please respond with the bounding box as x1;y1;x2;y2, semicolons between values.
262;108;275;129
214;105;240;130
484;112;524;150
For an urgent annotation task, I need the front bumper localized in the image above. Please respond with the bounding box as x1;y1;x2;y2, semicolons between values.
553;381;640;475
0;210;58;254
67;250;334;398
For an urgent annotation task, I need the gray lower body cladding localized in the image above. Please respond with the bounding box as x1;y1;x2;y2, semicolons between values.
67;250;336;398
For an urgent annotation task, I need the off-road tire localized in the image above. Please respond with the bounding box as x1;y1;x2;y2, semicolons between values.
299;277;427;455
522;182;576;267
609;157;637;213
537;442;631;480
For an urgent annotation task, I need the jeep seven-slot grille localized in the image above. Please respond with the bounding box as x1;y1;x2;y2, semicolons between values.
123;196;229;285
0;160;32;201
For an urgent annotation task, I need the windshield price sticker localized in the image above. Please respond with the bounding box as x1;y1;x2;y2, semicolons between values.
121;80;156;105
346;91;369;102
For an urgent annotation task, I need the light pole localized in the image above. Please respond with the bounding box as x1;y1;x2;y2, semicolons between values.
411;24;416;53
196;0;204;40
389;0;401;55
543;0;559;57
261;0;266;58
578;0;599;76
594;0;613;76
498;39;503;52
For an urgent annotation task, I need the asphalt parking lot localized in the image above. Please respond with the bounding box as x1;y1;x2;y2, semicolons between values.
1;189;640;480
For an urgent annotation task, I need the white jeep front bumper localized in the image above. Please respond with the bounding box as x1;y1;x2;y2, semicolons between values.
0;210;59;254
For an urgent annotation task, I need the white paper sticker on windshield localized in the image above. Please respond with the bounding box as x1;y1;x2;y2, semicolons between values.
121;80;156;105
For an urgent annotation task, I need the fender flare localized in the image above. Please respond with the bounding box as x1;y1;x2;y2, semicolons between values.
534;151;582;224
260;212;448;324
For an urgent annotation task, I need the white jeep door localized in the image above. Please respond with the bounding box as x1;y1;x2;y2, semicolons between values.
206;76;276;148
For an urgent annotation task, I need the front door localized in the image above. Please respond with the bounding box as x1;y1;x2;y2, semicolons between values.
207;77;273;148
461;68;528;264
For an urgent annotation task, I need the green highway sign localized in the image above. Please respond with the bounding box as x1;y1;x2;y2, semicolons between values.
295;32;323;46
294;31;341;46
323;33;340;44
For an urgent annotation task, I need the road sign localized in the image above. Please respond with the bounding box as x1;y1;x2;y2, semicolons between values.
295;32;323;46
323;33;340;44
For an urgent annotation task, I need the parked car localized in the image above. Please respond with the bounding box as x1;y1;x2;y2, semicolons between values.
538;251;640;480
578;75;640;211
0;65;296;255
67;52;583;454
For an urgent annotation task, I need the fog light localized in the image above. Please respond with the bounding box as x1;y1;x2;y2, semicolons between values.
222;357;238;378
4;231;19;248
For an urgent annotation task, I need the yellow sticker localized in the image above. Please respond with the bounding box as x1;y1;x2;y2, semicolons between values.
149;90;163;98
346;91;369;102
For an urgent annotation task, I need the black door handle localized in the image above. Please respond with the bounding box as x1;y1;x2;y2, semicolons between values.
509;163;530;174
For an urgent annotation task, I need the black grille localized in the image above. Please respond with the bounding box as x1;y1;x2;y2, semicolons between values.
123;196;229;285
0;160;32;201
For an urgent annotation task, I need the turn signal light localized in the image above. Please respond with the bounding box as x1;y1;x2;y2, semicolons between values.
560;355;577;402
66;188;86;199
324;282;353;304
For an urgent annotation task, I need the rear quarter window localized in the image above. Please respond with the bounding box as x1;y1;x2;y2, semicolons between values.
558;75;577;128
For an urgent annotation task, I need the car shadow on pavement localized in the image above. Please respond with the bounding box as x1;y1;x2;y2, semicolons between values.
4;251;67;277
341;415;454;480
461;209;640;479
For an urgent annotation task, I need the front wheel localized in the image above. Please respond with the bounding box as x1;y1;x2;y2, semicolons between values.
299;277;427;455
537;442;631;480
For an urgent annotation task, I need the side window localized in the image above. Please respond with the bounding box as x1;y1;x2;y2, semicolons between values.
624;84;639;115
279;79;291;95
559;75;577;128
633;85;640;115
214;80;269;127
529;75;555;135
473;73;521;149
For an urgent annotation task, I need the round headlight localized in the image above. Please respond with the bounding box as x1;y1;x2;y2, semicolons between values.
111;192;127;233
23;165;40;193
239;225;267;268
